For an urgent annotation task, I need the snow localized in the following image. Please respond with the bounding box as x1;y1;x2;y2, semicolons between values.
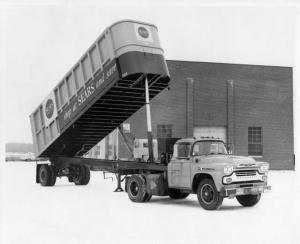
0;162;299;244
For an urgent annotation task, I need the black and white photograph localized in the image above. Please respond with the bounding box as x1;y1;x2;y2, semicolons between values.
0;0;299;243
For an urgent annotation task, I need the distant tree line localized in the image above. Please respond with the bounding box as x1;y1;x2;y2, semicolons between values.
6;143;34;153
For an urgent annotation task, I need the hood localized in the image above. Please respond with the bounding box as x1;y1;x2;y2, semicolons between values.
200;154;260;168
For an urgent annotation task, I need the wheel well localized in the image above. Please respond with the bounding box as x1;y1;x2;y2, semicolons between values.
192;173;214;193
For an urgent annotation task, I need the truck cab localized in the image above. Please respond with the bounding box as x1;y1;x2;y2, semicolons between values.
167;138;271;210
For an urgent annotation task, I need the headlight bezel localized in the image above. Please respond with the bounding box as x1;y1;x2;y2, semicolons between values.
224;165;234;175
259;164;269;173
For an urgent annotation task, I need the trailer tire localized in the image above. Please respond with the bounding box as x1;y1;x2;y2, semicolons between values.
127;175;147;202
168;188;189;199
197;178;223;210
48;165;57;186
236;194;261;207
38;164;56;187
124;176;130;192
74;165;90;185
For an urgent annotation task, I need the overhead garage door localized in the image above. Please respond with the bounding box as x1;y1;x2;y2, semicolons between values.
193;126;227;142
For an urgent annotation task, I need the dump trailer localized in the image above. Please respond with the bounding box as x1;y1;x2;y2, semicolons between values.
31;20;270;210
30;20;169;158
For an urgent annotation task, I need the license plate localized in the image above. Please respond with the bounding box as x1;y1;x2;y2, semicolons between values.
236;188;244;195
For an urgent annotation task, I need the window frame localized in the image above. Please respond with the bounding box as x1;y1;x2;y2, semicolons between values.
248;126;263;156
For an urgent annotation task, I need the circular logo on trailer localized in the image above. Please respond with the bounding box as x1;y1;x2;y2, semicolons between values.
138;26;149;38
45;99;55;119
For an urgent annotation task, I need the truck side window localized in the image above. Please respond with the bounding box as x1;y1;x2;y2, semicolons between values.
177;143;191;158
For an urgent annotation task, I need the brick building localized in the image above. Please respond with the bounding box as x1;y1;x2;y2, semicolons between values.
88;61;294;170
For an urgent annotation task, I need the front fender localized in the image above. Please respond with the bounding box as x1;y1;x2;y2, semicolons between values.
191;165;224;192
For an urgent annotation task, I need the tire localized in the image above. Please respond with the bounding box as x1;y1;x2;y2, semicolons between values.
236;194;261;207
48;165;57;186
142;192;152;202
124;176;129;192
74;165;90;185
197;178;223;210
126;175;147;202
168;188;190;199
38;164;56;187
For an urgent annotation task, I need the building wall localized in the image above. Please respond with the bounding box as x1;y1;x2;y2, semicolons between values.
120;61;294;170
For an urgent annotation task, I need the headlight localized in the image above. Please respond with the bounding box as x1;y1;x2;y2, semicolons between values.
260;164;269;173
224;166;234;175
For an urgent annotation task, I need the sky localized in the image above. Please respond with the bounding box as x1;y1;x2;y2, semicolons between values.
0;1;299;146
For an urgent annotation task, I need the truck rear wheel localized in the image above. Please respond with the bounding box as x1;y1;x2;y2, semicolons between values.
197;178;223;210
38;164;56;186
127;175;147;202
236;194;261;207
73;165;90;185
142;192;152;202
168;188;189;199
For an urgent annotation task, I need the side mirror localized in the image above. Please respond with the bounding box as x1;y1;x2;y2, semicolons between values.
226;143;234;155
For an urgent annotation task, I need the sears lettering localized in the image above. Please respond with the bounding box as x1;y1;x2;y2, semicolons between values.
77;84;95;106
106;64;117;79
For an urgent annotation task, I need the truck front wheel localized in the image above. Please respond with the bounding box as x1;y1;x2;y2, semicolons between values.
197;178;223;210
127;175;147;202
236;194;261;207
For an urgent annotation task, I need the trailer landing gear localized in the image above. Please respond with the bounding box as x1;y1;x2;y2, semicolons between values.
114;173;124;192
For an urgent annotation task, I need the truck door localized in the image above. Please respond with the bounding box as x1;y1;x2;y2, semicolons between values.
168;142;192;188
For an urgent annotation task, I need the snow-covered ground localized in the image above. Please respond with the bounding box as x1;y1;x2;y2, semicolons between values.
0;161;299;244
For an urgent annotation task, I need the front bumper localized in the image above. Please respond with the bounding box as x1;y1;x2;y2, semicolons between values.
220;185;271;198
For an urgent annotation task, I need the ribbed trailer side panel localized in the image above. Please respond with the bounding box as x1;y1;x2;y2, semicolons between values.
30;20;169;158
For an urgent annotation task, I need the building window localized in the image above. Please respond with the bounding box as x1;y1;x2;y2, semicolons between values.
157;124;172;138
248;127;263;156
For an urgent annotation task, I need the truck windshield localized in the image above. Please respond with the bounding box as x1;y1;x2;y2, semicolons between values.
192;141;228;156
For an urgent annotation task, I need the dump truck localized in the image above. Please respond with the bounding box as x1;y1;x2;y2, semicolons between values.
30;20;270;210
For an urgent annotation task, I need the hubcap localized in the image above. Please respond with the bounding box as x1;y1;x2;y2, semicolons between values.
201;184;214;204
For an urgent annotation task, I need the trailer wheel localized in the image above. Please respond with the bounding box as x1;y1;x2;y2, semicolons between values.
74;165;90;185
127;175;147;202
38;164;56;187
48;165;57;186
197;178;223;210
236;194;261;207
168;188;189;199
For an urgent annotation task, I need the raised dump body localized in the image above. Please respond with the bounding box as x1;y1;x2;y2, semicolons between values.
30;20;170;158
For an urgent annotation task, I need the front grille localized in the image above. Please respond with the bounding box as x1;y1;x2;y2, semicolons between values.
235;170;257;177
